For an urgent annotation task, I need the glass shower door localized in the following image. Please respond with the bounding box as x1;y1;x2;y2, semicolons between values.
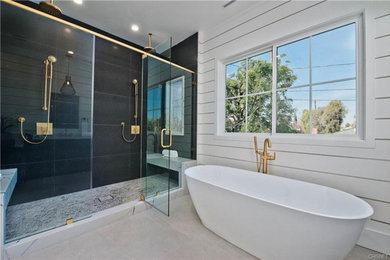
143;38;172;215
1;2;94;242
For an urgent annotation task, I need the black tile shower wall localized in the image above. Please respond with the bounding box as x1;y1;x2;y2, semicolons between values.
172;33;198;73
1;2;94;205
171;33;198;159
93;38;143;188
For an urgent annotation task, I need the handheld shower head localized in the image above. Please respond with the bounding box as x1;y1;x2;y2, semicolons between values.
48;55;57;63
39;0;62;17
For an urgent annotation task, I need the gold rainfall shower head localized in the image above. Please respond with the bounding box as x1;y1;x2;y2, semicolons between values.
39;0;62;17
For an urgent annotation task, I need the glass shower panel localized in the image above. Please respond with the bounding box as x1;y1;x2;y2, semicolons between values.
168;66;194;189
1;2;94;242
143;38;172;215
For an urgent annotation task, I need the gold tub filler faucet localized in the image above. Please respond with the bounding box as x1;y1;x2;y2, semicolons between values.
254;137;276;174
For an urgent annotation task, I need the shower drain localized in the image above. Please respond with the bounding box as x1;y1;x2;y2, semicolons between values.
97;195;114;203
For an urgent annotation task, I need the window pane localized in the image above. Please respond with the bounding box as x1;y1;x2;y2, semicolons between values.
147;111;153;119
276;87;309;133
147;110;160;132
312;23;356;83
277;38;310;88
247;93;272;133
153;110;161;121
147;89;154;110
248;52;272;94
148;87;161;110
226;60;246;98
165;77;184;135
154;87;162;109
171;80;183;105
171;106;183;135
225;97;245;132
312;80;356;134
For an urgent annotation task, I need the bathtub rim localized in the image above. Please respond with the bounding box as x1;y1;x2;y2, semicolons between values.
185;165;374;221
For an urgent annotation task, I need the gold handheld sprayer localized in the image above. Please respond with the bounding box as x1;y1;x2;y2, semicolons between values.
18;55;56;145
121;79;140;143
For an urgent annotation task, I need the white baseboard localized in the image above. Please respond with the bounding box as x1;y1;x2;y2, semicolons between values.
358;227;390;255
4;188;188;259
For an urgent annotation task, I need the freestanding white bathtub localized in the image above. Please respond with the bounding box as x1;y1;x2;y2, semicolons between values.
185;165;373;260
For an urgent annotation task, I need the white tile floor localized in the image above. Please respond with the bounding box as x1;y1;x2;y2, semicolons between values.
9;195;382;260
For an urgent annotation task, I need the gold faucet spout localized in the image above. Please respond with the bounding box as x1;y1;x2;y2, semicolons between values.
263;138;275;160
263;138;270;155
254;137;276;174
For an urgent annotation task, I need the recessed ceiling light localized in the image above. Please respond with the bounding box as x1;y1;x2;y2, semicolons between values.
73;0;83;5
67;50;74;55
131;24;139;32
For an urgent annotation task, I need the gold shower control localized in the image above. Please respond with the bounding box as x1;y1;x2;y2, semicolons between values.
36;122;53;135
131;125;140;135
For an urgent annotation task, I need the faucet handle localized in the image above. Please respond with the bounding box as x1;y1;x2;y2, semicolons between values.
268;152;276;160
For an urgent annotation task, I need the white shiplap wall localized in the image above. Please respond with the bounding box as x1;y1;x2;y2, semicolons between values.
197;1;390;255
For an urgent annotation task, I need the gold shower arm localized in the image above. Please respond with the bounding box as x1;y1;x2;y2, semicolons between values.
148;33;152;48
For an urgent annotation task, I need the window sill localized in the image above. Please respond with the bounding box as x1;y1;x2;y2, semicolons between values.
214;132;375;149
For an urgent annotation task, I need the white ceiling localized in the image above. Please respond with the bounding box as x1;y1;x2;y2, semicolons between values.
33;0;260;47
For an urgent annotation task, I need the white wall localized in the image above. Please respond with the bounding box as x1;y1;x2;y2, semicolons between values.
197;1;390;255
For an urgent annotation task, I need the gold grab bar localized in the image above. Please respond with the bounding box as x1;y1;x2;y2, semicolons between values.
133;79;138;119
121;79;139;143
160;128;172;148
42;59;49;111
19;56;55;145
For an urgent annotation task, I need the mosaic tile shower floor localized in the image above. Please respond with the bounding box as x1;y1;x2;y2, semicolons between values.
6;174;176;242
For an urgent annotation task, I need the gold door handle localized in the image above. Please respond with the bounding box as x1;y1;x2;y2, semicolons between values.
160;128;172;148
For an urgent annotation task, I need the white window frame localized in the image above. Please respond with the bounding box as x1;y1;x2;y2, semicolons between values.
165;76;185;136
217;15;365;145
